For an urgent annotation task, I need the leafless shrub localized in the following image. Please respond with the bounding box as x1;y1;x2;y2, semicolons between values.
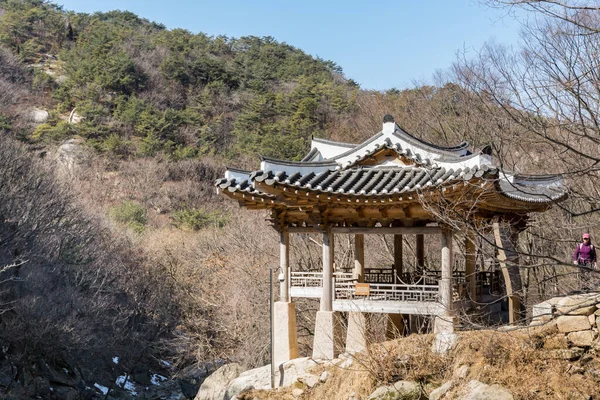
0;137;180;380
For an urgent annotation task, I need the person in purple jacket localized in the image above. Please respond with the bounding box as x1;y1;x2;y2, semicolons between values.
574;233;597;269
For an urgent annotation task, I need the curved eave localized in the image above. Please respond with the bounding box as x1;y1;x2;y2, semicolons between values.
215;177;271;197
496;177;568;205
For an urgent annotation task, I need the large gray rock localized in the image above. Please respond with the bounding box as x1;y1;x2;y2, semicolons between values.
429;381;453;400
532;301;553;318
556;315;591;333
56;138;89;171
567;330;597;347
367;380;421;399
29;108;49;123
195;363;243;400
457;380;513;400
224;357;319;400
556;295;599;316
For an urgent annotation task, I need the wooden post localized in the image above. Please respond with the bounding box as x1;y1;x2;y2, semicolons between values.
280;231;289;302
493;222;523;324
394;234;403;281
321;229;334;312
465;230;476;304
440;227;454;315
354;234;365;283
416;234;425;276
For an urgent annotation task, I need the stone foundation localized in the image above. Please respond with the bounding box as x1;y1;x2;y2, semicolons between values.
312;311;342;360
273;301;299;367
346;312;369;354
530;293;600;354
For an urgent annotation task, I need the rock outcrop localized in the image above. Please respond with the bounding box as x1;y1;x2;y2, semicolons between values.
196;357;321;400
367;380;421;399
195;363;244;400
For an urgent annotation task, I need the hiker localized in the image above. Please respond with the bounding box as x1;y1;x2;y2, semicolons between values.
574;233;597;291
574;233;597;268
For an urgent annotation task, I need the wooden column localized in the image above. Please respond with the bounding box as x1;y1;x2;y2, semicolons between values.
416;234;425;276
440;227;454;315
465;230;477;303
393;234;403;280
280;231;290;302
354;234;365;283
321;229;334;312
493;222;523;324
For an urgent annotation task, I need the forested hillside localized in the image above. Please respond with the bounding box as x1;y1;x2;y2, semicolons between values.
1;0;595;399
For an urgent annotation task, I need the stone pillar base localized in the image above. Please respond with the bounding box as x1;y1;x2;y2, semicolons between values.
274;301;299;367
312;311;341;360
346;312;369;354
434;315;456;334
433;332;458;353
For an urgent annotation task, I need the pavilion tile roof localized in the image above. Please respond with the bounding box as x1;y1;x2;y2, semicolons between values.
216;166;566;204
216;115;567;208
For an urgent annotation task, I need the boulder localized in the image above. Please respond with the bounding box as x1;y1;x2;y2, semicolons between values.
567;330;597;347
224;358;319;399
56;138;89;171
367;380;421;400
556;295;599;316
297;373;319;388
195;363;243;400
556;316;591;333
532;301;553;318
457;380;513;400
433;332;458;353
29;108;49;123
429;381;453;400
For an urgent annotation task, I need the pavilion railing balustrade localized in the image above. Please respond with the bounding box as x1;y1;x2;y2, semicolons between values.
290;271;352;288
290;271;440;302
334;279;440;302
289;269;499;303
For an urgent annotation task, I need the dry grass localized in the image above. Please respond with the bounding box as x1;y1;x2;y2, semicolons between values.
449;330;600;399
240;329;600;400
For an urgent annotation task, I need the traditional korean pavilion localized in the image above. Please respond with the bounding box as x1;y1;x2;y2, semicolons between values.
216;115;566;364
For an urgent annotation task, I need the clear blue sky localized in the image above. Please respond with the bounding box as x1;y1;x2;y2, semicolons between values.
56;0;524;91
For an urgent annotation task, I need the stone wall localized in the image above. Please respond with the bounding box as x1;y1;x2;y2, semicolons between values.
530;293;600;358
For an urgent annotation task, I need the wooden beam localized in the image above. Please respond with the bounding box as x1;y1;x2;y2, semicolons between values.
416;234;425;276
354;234;364;282
394;234;403;278
331;226;441;235
465;230;477;304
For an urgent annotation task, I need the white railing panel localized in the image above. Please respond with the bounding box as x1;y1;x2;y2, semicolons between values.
291;271;459;304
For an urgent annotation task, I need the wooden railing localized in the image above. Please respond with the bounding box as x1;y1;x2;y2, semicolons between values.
335;280;440;302
289;269;500;302
290;271;440;302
